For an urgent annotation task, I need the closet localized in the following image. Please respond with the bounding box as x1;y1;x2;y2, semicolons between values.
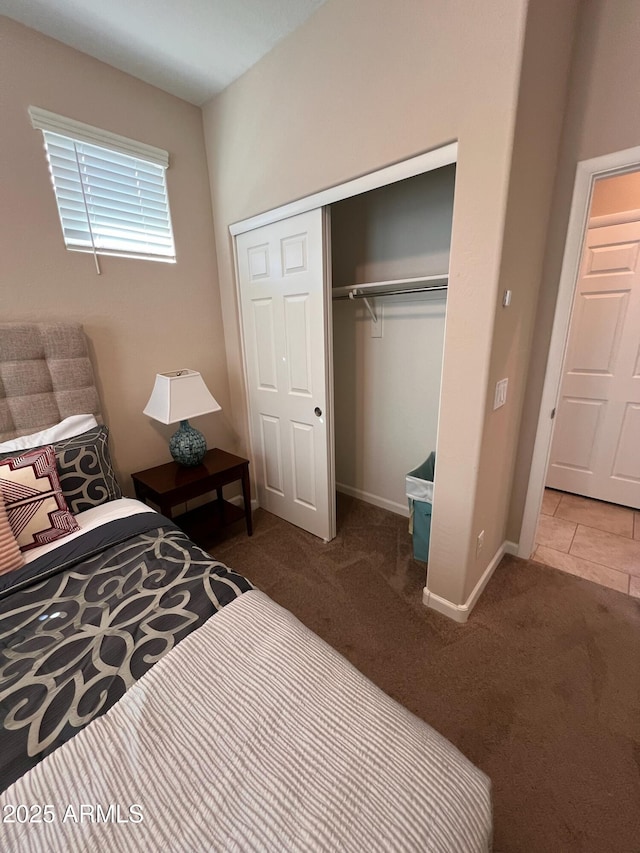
234;150;456;547
330;165;456;521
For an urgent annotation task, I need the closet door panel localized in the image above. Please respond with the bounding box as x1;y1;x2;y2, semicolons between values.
291;420;317;508
236;209;334;541
284;293;313;396
251;298;278;391
260;414;285;496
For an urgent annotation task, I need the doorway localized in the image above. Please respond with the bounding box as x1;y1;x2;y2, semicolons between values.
520;151;640;595
330;167;454;522
232;145;457;551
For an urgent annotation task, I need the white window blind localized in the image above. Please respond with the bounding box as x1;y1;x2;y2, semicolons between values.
29;107;175;264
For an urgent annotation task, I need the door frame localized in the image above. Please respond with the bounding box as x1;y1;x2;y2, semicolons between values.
518;144;640;558
230;144;457;541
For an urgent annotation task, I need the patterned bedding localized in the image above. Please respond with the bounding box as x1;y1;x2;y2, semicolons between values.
0;512;252;792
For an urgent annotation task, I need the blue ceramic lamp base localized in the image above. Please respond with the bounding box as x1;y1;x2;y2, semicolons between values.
169;419;207;466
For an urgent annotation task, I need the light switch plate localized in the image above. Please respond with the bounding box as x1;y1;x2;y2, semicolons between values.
494;378;508;409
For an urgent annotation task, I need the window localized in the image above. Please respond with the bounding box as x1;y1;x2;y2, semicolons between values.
29;107;175;264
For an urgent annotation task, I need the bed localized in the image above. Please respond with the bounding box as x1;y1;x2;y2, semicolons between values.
0;322;492;851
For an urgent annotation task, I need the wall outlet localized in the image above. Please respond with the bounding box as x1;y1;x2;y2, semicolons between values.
494;378;508;410
476;529;485;557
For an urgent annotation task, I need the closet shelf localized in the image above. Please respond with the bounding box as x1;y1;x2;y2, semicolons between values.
332;274;448;301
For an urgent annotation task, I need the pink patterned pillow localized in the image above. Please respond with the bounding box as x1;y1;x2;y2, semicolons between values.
0;446;80;552
0;489;24;574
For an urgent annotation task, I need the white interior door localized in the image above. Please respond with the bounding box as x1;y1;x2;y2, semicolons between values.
236;209;335;540
547;218;640;508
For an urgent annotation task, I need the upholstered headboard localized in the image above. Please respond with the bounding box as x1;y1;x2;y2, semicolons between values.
0;323;101;441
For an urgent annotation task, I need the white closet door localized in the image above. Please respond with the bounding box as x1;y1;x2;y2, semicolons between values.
547;218;640;508
236;209;335;540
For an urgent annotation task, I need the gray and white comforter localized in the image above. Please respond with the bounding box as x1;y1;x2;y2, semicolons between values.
0;513;252;793
0;590;492;852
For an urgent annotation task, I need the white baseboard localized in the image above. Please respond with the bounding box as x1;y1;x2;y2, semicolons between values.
336;483;409;518
504;540;519;556
228;495;259;512
422;540;508;623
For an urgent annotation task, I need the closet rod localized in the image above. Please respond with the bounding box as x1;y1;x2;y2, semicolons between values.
332;273;448;299
333;283;448;301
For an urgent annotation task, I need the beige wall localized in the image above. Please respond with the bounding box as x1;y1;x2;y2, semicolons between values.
203;0;531;607
331;166;456;287
509;0;640;542
469;0;579;596
0;17;231;492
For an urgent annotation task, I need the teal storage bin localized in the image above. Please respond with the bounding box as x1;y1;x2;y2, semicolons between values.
406;452;435;562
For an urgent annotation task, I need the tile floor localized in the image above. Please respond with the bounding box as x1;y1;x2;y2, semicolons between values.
533;489;640;597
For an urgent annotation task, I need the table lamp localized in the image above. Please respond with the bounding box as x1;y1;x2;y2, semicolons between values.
143;369;221;466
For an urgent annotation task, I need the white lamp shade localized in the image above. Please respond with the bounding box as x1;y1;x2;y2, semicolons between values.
143;370;221;424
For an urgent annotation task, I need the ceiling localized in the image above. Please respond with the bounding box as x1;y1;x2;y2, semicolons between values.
0;0;328;105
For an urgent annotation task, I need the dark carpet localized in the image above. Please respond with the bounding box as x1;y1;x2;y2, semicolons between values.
209;494;640;853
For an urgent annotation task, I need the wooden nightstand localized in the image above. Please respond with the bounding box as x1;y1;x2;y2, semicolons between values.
131;448;252;544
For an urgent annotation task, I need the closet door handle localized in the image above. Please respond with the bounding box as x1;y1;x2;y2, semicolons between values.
314;407;322;418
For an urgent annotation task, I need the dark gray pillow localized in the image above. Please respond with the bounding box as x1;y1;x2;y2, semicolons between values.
52;425;122;512
0;425;121;514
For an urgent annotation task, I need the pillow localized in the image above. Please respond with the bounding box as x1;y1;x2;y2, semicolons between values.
0;489;24;574
49;425;121;513
0;425;121;515
0;446;80;552
0;414;98;453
